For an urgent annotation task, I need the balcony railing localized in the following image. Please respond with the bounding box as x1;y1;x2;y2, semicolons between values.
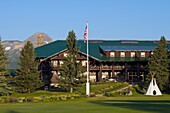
90;65;125;70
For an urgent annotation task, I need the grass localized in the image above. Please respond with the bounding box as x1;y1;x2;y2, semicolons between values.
77;82;129;94
91;82;129;92
0;95;170;113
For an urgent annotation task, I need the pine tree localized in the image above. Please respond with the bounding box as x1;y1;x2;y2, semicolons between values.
0;41;11;95
147;36;169;91
15;41;43;93
59;31;85;93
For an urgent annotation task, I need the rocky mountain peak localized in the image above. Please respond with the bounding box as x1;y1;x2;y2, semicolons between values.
24;32;52;48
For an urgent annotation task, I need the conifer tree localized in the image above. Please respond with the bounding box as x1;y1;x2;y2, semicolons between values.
0;41;11;95
15;41;43;93
147;36;169;91
59;31;85;93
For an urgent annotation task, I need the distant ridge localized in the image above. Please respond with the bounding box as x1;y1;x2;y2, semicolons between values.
3;40;22;43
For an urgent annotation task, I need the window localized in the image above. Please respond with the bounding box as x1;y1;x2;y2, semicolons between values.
110;52;115;57
131;52;135;57
151;51;154;55
64;53;67;57
82;60;87;66
52;71;57;75
120;52;125;57
52;60;58;67
141;52;145;57
59;61;63;65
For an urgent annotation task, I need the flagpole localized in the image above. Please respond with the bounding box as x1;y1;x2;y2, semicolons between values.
86;23;90;96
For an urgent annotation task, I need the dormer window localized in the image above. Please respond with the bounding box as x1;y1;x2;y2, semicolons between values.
110;52;115;57
120;52;125;57
131;52;135;57
141;52;145;57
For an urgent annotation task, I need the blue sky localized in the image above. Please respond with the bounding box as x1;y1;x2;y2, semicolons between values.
0;0;170;41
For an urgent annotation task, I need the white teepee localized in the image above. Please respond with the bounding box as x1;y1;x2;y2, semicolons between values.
145;78;162;96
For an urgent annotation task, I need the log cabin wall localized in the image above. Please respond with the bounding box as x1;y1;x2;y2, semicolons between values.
105;51;110;57
126;51;130;57
115;51;120;57
40;50;152;85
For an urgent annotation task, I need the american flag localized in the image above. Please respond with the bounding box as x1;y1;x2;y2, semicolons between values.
84;24;88;43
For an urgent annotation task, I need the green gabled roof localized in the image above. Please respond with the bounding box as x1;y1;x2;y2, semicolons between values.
35;40;170;61
35;40;66;58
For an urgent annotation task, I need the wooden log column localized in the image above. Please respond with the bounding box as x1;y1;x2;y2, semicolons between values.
108;71;111;79
96;71;99;82
125;63;128;81
137;63;140;82
99;63;102;81
112;63;115;77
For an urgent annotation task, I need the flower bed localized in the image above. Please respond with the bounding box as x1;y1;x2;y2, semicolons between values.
0;93;83;103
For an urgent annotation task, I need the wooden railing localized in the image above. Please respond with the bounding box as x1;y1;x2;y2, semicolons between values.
42;64;146;71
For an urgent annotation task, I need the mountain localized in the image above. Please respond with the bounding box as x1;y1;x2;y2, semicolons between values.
3;32;52;69
3;40;22;69
24;32;52;48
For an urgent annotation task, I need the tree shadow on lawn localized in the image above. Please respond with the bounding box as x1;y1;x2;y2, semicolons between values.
89;99;170;113
7;110;20;113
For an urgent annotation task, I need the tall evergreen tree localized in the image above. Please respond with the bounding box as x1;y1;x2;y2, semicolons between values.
59;31;85;93
147;36;169;91
0;41;11;95
15;41;43;93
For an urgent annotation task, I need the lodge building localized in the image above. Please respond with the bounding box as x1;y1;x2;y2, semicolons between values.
35;40;170;87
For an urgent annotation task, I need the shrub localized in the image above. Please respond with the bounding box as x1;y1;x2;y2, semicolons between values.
33;97;43;102
133;84;145;94
60;95;67;100
9;97;17;103
26;97;33;102
105;92;117;97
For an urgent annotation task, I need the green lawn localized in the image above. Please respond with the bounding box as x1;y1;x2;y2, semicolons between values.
0;95;170;113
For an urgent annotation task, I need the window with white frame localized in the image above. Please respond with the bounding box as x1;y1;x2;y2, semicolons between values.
52;60;58;67
64;53;67;57
82;60;87;66
110;52;115;57
141;52;145;57
131;52;135;57
120;52;125;57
